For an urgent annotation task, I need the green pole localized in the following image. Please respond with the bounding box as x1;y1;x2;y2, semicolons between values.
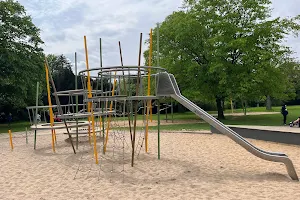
156;23;160;67
171;98;174;123
34;130;37;149
156;23;160;159
75;52;79;150
157;99;160;160
34;81;39;150
25;127;28;144
165;103;168;123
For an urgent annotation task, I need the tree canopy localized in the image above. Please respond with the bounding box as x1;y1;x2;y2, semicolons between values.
0;0;44;114
144;0;300;119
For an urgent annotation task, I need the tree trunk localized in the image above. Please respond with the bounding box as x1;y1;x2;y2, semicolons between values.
243;100;247;116
216;97;225;120
222;100;225;111
266;95;272;110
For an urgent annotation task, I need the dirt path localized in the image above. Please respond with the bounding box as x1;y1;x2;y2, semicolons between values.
214;111;279;116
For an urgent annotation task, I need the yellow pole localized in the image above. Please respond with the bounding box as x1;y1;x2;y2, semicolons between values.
54;129;57;143
8;130;13;150
103;77;117;153
45;62;56;153
84;36;98;164
145;28;153;152
84;36;93;145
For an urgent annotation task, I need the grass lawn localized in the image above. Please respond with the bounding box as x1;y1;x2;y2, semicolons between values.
1;105;299;133
0;121;30;134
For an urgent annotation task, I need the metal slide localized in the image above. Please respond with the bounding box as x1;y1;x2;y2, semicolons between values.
156;72;299;181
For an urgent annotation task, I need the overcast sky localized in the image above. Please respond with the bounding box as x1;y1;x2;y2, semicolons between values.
18;0;300;73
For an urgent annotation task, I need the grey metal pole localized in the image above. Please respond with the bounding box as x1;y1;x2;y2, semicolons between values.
25;127;28;144
45;57;76;154
165;103;168;123
100;38;105;150
34;81;39;150
171;98;174;123
75;52;79;150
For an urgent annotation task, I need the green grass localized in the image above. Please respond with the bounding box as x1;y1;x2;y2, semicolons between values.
113;123;210;131
0;121;30;133
1;105;298;133
150;123;210;131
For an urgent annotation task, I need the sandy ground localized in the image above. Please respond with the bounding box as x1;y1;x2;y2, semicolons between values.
1;129;300;200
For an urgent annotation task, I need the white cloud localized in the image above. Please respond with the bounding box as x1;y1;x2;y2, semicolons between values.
270;0;300;59
19;0;182;74
18;0;300;72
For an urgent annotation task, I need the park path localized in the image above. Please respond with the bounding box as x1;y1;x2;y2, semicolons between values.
112;112;280;127
212;111;279;117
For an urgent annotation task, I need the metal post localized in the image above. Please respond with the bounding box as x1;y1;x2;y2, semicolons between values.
45;57;76;154
83;36;98;163
75;52;79;150
156;23;160;67
171;98;174;123
131;33;143;167
165;103;168;123
157;99;160;160
34;81;39;150
100;38;105;152
8;130;13;150
34;130;37;149
25;127;28;144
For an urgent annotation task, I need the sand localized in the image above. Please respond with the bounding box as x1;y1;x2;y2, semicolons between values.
113;119;203;127
1;129;300;200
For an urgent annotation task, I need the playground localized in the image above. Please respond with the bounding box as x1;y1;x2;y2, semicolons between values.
3;0;300;199
1;29;300;200
1;58;300;199
1;26;300;199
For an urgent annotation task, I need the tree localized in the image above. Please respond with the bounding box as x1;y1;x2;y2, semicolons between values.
0;0;44;116
44;54;113;106
47;54;75;91
144;0;300;119
43;54;75;105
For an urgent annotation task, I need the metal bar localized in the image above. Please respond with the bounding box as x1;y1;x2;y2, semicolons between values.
44;57;76;154
84;36;98;163
25;127;28;144
171;98;174;123
157;99;160;160
100;38;105;150
44;62;56;152
131;33;143;167
75;52;79;150
34;82;39;150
